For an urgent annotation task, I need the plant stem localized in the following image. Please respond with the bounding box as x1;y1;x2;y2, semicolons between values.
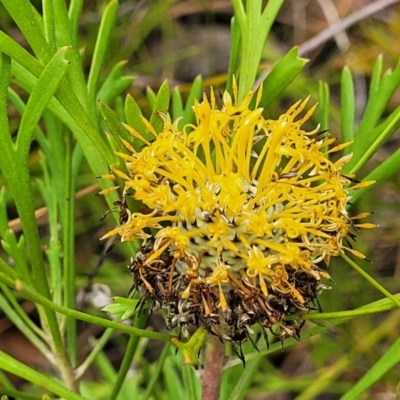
201;335;225;400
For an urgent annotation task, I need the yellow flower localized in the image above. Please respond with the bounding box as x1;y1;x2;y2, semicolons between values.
101;81;374;345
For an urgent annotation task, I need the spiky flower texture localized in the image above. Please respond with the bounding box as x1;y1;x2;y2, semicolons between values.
102;83;374;347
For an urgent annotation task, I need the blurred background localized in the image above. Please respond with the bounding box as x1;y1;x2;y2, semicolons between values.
1;0;400;398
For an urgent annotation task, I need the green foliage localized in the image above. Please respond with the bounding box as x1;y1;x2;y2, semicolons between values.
0;0;399;399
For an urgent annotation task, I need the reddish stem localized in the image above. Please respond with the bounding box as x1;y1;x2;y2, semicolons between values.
201;335;225;400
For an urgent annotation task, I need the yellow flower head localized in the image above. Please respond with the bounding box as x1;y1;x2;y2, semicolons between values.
101;82;374;345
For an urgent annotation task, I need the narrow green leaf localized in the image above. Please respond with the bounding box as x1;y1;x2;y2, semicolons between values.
142;343;171;400
0;350;89;400
164;359;185;400
0;31;43;78
146;86;156;109
7;88;49;153
149;80;170;133
340;336;400;400
43;0;56;52
0;291;50;359
109;312;148;400
172;86;184;121
181;75;202;128
52;0;94;118
340;67;355;151
234;0;285;101
256;47;308;109
341;252;400;308
99;75;134;106
348;104;400;175
17;281;173;342
0;387;41;400
369;54;383;96
318;81;330;132
99;100;129;154
226;16;241;94
182;364;201;400
97;61;130;102
349;144;400;204
16;46;71;160
87;0;119;100
359;60;400;135
0;188;30;284
0;53;12;152
124;93;151;146
1;0;51;63
0;256;18;281
228;358;262;400
346;60;400;172
10;61;114;183
68;0;83;36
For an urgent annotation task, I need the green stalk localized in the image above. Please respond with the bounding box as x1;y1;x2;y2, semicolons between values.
109;312;148;399
75;327;115;379
0;289;51;360
1;284;46;339
63;131;78;366
0;350;87;400
14;281;173;342
340;252;400;308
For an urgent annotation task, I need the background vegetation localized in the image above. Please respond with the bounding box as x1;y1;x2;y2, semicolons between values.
0;0;400;399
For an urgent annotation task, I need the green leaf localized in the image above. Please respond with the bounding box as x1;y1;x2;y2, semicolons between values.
146;86;156;109
16;46;71;160
124;93;151;147
99;100;129;155
340;67;355;153
228;357;263;400
1;0;51;63
141;344;171;400
181;362;201;400
0;189;30;283
348;103;400;175
369;54;383;96
0;53;12;153
340;335;400;400
226;16;241;94
349;143;400;204
149;79;170;133
318;81;330;132
345;60;400;173
0;388;42;400
52;0;93;117
181;75;202;128
10;61;113;187
256;47;308;109
0;31;43;78
102;297;139;321
43;0;56;52
97;60;135;105
233;0;285;101
0;350;89;400
87;0;119;100
172;86;184;121
0;290;49;360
